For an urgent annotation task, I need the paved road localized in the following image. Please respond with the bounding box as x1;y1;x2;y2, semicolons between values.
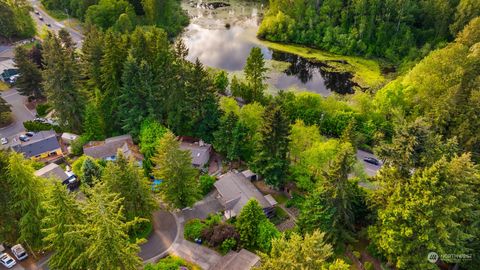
28;0;84;47
356;149;382;176
0;88;35;148
139;210;178;262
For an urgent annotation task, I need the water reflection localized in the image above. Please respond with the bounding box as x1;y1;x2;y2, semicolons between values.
180;1;357;95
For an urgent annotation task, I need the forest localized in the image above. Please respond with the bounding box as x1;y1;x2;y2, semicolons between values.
1;0;480;269
258;0;480;65
0;0;36;39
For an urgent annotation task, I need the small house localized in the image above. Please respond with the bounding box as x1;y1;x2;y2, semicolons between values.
214;171;276;219
11;130;63;161
83;134;143;164
34;163;79;191
179;137;212;169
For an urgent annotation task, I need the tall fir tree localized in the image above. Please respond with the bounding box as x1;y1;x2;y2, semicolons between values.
243;47;267;103
83;102;105;141
235;199;267;250
151;131;199;209
43;183;87;270
250;104;290;187
81;157;102;187
42;31;85;132
0;151;15;243
102;151;157;221
14;46;43;98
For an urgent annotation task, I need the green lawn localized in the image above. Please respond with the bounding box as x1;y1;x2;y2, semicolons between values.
272;193;289;204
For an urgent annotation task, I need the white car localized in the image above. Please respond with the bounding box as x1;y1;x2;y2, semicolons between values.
0;138;7;145
0;253;16;269
11;244;28;261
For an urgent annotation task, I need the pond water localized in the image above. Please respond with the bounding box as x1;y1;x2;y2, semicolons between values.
180;1;357;95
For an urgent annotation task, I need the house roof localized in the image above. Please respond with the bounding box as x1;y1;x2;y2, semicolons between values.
83;134;143;161
179;141;211;167
11;130;61;158
212;249;260;270
214;171;272;217
34;163;69;182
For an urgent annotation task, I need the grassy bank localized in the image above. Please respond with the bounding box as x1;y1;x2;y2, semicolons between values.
255;39;386;89
0;81;9;91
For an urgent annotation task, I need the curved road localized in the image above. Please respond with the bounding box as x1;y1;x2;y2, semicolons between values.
139;210;178;262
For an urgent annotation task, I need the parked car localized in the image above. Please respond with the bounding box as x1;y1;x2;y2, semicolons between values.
11;244;28;261
46;23;51;27
34;117;46;123
19;135;29;142
363;157;380;166
39;16;44;20
1;138;7;145
0;253;16;269
34;10;40;15
26;132;35;137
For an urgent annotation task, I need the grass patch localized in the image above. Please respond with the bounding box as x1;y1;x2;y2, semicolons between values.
129;220;153;242
254;39;386;89
0;81;9;91
39;5;68;21
144;255;201;270
270;206;289;225
271;193;288;204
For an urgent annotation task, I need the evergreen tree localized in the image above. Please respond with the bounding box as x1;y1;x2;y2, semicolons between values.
7;152;45;251
214;112;239;161
151;131;200;209
139;118;168;172
83;102;105;141
250;104;290;187
297;143;358;247
14;46;43;98
259;231;349;270
81;25;105;89
0;96;11;126
369;154;480;269
0;151;15;243
42;31;85;132
236;199;267;250
72;182;143;269
213;70;229;94
102;151;157;221
243;47;267;103
43;183;87;270
81;157;102;187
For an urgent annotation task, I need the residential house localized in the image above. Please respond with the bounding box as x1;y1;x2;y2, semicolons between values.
179;137;212;169
212;249;261;270
34;163;79;191
11;130;63;161
83;134;143;164
214;171;276;219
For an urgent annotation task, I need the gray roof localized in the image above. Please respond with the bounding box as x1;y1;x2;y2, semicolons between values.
34;163;69;182
83;135;142;161
214;171;272;217
179;141;211;167
11;130;60;158
213;249;260;270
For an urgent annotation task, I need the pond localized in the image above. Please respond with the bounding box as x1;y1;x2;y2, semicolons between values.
181;0;358;96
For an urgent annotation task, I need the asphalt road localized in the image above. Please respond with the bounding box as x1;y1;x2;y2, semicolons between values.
29;0;84;47
139;210;178;261
0;88;35;148
356;149;382;176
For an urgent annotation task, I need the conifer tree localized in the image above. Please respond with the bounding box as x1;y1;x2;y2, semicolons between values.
102;151;157;221
14;46;43;98
83;102;105;141
0;96;11;126
236;199;267;249
151;131;199;209
43;183;87;270
250;104;290;187
81;157;102;187
244;47;267;103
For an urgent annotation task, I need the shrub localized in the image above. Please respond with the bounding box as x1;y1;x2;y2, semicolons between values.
23;120;61;133
144;255;200;270
184;219;207;241
199;175;216;195
220;238;237;255
364;261;374;270
71;135;90;156
201;223;239;247
353;251;361;259
36;103;51;117
205;213;222;227
285;192;305;208
257;220;280;252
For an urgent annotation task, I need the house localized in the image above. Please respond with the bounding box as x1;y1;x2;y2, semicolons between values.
34;163;79;190
214;171;276;219
212;249;261;270
83;134;143;164
179;137;212;168
11;130;63;161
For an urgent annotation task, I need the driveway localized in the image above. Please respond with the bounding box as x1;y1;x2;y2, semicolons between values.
356;150;382;176
139;210;178;262
0;88;35;148
179;191;223;223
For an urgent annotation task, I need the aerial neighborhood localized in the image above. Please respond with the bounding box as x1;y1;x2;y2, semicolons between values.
1;0;479;270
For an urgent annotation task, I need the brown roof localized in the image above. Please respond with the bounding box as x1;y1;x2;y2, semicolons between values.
212;249;260;270
83;135;143;161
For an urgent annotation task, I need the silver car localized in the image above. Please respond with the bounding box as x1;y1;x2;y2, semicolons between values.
0;253;16;268
11;244;28;261
0;138;7;145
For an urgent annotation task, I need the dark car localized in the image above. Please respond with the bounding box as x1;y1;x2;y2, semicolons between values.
25;132;35;137
46;23;51;27
363;157;380;166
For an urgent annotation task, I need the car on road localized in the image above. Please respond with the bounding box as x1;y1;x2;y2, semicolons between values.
19;135;29;142
39;16;44;21
363;157;380;166
46;23;51;27
11;244;28;261
0;253;16;269
34;10;40;15
1;138;7;145
25;132;35;137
